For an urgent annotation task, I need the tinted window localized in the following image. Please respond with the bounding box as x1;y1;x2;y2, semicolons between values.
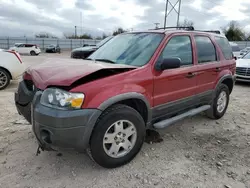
158;36;193;66
195;36;217;63
215;37;233;60
25;44;34;47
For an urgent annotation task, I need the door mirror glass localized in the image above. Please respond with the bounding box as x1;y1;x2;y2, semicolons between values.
156;58;181;71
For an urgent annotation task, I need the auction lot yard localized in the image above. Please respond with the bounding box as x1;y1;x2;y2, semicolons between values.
0;52;250;188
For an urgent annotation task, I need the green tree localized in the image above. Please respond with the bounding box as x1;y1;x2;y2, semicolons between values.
63;33;92;39
222;21;246;41
79;34;92;39
113;27;126;36
179;19;194;28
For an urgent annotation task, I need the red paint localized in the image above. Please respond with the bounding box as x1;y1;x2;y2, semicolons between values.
25;31;236;109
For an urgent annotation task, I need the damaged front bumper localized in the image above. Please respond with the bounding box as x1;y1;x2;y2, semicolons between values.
15;81;102;152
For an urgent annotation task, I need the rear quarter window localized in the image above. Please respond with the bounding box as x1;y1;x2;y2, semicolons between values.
215;37;233;60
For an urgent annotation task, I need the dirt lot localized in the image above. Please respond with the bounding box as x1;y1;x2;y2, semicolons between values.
0;52;250;188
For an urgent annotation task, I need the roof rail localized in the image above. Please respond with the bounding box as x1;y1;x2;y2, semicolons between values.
150;26;195;31
150;27;221;34
195;30;221;34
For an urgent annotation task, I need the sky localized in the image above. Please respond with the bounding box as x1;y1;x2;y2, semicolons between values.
0;0;250;38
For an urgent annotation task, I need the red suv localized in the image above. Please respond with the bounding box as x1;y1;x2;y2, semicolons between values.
15;27;236;168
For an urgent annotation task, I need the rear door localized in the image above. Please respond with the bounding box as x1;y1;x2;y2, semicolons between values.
152;34;198;120
24;44;33;54
193;35;220;94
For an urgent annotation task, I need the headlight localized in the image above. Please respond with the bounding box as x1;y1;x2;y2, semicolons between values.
40;88;84;109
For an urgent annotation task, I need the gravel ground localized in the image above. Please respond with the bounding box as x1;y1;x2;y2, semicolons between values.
0;52;250;188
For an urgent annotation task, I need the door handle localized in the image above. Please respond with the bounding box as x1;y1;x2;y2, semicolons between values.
215;67;221;72
186;72;196;78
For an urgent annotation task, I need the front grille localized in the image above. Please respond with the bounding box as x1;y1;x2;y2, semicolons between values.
236;67;250;76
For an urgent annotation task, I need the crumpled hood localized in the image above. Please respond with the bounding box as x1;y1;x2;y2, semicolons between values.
26;58;136;90
72;46;97;52
236;59;250;68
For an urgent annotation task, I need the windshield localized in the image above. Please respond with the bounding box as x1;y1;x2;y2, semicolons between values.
89;33;164;67
242;52;250;59
96;36;113;48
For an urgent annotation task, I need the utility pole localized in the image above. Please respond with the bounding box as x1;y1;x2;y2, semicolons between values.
80;11;83;37
163;0;168;29
75;26;77;38
154;23;160;29
163;0;182;28
176;0;182;27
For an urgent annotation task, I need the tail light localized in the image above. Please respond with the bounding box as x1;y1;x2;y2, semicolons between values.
7;50;23;64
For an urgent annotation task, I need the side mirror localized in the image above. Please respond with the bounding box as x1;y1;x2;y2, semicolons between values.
234;56;237;60
156;58;181;71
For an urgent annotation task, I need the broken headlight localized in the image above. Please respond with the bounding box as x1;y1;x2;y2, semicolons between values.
40;88;84;109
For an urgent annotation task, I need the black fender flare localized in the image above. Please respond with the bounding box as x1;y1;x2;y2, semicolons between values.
98;92;152;124
214;74;235;96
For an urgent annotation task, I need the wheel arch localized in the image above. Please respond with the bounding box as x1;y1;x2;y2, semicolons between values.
215;74;234;94
98;92;152;126
0;66;12;79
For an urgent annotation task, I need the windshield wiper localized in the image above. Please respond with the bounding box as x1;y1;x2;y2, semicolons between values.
94;59;116;64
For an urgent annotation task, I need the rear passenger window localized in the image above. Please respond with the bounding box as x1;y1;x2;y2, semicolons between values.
159;35;193;66
195;36;217;63
25;44;33;47
215;37;233;60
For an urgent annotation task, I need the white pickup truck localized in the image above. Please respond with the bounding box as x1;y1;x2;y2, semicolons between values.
0;50;26;90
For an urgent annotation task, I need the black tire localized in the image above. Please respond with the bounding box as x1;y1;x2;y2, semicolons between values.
0;68;11;90
30;51;36;56
206;83;230;119
89;104;146;168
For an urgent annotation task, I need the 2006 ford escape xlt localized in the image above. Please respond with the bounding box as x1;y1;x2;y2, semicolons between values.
15;27;236;168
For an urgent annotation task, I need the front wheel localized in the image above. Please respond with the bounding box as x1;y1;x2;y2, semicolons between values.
206;83;229;119
89;104;146;168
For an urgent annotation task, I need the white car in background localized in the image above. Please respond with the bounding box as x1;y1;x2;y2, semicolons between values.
9;43;41;56
235;51;250;82
0;50;26;90
229;42;241;58
240;47;250;57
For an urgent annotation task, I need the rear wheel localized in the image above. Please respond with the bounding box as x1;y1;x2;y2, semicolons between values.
30;51;36;56
206;83;229;119
0;68;10;90
89;104;145;168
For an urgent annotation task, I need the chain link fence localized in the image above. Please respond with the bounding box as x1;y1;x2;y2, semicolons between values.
0;37;249;51
0;37;101;51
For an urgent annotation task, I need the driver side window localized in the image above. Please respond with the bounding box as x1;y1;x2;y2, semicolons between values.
158;35;193;66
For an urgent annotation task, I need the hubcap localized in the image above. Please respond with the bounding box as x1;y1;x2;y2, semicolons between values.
103;120;137;158
217;91;227;113
0;71;7;88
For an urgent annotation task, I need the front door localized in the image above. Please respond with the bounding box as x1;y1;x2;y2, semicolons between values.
152;34;197;120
